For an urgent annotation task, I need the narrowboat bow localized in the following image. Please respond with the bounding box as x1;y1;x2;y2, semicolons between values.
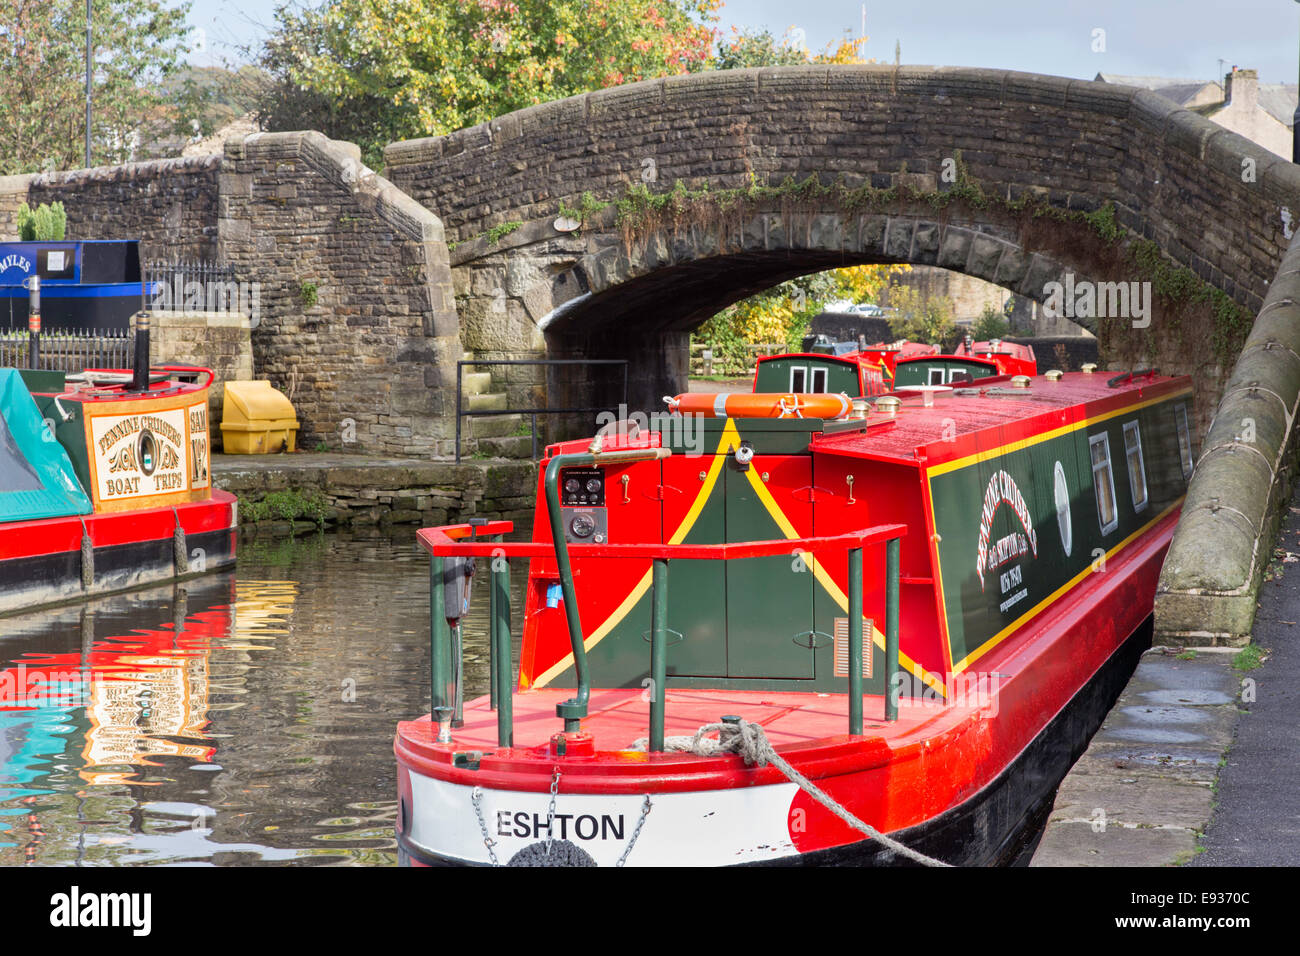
396;366;1193;866
0;363;236;615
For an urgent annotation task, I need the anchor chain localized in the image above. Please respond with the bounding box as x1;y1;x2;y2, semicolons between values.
470;786;500;866
616;794;653;867
543;766;560;858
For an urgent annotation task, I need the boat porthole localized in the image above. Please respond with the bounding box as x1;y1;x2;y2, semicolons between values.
137;430;157;477
1054;461;1072;557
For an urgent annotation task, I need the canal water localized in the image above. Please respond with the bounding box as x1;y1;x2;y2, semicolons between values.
0;528;525;866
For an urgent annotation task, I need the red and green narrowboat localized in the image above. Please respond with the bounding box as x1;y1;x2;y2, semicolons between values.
893;338;1037;388
753;346;889;398
0;363;236;616
396;365;1193;866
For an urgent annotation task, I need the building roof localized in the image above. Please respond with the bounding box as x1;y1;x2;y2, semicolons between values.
1095;71;1298;129
1094;73;1222;108
1259;84;1298;129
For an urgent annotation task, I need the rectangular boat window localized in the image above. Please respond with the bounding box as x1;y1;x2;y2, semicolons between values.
928;367;945;386
790;367;807;392
1123;421;1148;513
810;367;828;393
1175;403;1193;478
1090;432;1118;535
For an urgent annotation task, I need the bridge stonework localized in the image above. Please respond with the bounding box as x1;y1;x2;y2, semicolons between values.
2;134;462;456
7;66;1300;643
385;65;1300;433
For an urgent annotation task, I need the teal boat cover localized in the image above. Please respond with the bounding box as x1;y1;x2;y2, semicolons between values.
0;368;91;523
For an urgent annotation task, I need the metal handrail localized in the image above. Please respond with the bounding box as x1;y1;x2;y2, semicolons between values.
418;519;906;751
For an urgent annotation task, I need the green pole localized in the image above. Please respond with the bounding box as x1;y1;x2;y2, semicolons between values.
488;549;499;713
493;540;513;748
542;446;668;732
885;537;900;722
544;453;591;731
649;557;669;752
848;547;863;735
430;556;449;716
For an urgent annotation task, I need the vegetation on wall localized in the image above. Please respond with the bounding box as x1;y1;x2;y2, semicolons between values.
604;158;1255;368
239;489;330;528
15;202;67;241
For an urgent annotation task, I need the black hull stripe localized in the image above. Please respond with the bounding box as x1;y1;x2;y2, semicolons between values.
0;528;235;619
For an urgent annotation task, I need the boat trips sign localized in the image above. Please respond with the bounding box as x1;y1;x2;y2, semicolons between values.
85;396;211;512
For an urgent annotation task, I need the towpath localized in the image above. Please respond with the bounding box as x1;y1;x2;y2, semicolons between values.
1032;486;1300;867
1190;489;1300;866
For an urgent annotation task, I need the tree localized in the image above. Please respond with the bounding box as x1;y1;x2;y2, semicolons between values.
694;264;907;372
255;0;720;166
971;302;1011;341
712;26;868;70
713;27;807;70
0;0;195;174
885;285;956;344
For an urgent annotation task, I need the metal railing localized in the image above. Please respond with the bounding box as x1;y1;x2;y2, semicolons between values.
0;327;133;371
417;509;906;751
455;358;629;463
142;259;241;312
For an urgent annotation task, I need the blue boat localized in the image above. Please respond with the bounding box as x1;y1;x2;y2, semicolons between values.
0;240;154;332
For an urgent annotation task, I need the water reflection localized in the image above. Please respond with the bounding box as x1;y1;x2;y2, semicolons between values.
0;527;525;866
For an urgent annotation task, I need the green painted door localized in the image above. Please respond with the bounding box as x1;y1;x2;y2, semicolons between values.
724;459;816;678
660;457;728;677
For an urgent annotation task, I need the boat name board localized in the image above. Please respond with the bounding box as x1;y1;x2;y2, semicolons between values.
86;395;211;506
0;253;33;280
975;469;1038;590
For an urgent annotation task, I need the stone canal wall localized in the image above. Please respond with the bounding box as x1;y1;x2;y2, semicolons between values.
1;135;464;459
213;453;537;534
218;132;462;457
1156;228;1300;644
7;155;222;261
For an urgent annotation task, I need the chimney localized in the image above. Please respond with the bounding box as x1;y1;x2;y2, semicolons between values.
1225;68;1259;110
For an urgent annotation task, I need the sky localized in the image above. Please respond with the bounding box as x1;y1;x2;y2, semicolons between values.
183;0;1300;87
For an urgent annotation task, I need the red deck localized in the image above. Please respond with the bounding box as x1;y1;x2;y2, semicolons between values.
410;686;964;755
812;370;1185;466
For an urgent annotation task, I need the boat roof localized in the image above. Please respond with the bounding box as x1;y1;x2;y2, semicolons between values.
952;339;1036;361
811;370;1191;468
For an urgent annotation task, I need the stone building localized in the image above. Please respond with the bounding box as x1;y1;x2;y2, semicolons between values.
1097;70;1297;161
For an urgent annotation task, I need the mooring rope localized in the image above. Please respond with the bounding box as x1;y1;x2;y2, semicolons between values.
634;720;951;867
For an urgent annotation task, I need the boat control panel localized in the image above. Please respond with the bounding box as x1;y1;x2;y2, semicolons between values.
560;467;608;544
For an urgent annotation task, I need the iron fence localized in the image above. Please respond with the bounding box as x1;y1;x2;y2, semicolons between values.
0;328;133;372
143;259;241;312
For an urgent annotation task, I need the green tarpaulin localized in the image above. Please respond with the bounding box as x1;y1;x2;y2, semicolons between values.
0;368;91;522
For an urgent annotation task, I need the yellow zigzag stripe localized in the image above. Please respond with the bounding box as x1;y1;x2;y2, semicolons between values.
534;419;943;696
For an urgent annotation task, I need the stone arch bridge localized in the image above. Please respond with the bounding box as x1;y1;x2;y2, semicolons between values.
384;65;1298;433
6;65;1300;642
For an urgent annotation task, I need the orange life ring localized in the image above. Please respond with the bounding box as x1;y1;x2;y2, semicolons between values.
665;392;851;419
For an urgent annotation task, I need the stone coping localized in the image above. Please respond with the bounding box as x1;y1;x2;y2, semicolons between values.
1155;229;1300;643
